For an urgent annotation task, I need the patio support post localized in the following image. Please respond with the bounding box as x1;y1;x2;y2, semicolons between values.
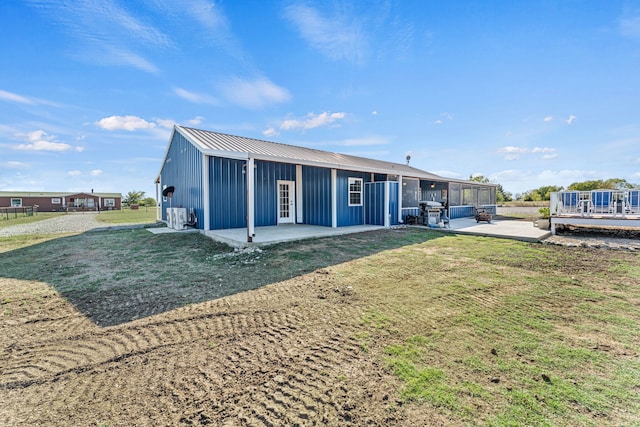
296;164;303;223
203;154;210;230
331;168;337;228
247;157;255;242
398;175;403;223
384;181;390;227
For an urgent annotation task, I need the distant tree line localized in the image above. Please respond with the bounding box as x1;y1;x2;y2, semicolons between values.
122;190;156;207
469;176;638;202
521;178;637;201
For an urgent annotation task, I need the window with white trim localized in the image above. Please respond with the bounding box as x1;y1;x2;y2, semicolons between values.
11;198;22;207
348;177;363;206
51;198;61;204
104;198;115;207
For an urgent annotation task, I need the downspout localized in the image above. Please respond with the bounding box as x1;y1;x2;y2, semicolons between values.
384;181;390;227
203;154;210;230
398;174;403;223
331;169;337;228
296;164;303;223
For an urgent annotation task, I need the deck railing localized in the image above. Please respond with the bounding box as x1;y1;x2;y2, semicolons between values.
550;190;640;217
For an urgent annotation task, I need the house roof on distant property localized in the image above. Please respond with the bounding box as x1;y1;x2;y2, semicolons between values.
166;126;491;186
0;191;122;198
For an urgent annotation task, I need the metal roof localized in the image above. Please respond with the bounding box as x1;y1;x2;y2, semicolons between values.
174;126;449;181
0;191;122;198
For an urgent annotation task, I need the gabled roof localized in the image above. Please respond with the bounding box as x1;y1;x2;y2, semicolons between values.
170;125;447;181
0;191;122;198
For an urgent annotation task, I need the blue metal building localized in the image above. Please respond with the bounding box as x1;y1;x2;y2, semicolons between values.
156;126;496;242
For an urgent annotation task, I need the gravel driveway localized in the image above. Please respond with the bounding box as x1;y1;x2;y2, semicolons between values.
0;213;104;237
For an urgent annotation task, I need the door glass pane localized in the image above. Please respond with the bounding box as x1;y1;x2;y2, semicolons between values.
279;184;289;218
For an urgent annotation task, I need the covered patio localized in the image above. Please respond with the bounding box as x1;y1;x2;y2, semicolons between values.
203;224;385;248
149;218;550;247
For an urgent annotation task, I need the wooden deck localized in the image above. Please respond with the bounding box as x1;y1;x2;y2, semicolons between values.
550;214;640;235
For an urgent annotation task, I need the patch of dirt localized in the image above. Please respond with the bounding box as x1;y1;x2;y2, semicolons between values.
1;227;638;426
0;270;450;426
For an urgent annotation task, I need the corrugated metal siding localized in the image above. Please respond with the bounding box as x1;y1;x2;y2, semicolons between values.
302;166;331;226
336;170;368;227
254;161;297;227
210;157;246;229
450;205;474;219
402;207;420;221
364;182;399;226
364;182;385;225
160;132;204;227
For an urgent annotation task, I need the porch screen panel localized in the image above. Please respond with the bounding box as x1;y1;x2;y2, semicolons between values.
450;184;461;206
462;185;476;205
402;178;419;208
479;188;491;205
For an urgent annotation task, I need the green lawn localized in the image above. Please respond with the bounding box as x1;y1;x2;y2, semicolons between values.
0;227;638;425
95;207;158;224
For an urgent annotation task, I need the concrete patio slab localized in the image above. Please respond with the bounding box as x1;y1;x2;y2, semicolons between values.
203;224;385;248
442;217;551;242
147;218;550;247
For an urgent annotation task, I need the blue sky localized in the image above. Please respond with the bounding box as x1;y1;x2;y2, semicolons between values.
1;0;639;198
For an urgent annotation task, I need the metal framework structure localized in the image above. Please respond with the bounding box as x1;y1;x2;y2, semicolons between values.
548;190;640;235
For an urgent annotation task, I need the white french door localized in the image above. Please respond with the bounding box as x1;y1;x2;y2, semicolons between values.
277;180;295;224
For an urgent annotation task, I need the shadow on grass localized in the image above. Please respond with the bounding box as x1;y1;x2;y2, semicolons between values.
0;227;444;327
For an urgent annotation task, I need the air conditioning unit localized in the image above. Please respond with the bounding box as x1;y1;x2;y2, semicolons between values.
166;207;174;228
174;208;187;230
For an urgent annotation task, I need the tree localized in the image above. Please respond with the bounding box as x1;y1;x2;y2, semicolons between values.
123;190;145;206
522;185;564;201
140;197;157;207
567;178;635;191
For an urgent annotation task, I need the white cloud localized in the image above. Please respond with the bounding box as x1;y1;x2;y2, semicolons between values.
90;169;103;176
498;146;529;160
433;112;453;125
280;112;346;131
155;119;176;129
544;116;553;122
28;0;170;73
186;116;204;126
219;77;291;109
371;111;378;115
0;89;60;107
341;136;388;146
174;88;218;105
95;115;157;131
4;161;30;169
283;4;366;64
263;127;279;138
68;170;82;176
0;89;34;105
498;146;557;161
566;114;576;125
620;14;640;38
14;130;73;152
